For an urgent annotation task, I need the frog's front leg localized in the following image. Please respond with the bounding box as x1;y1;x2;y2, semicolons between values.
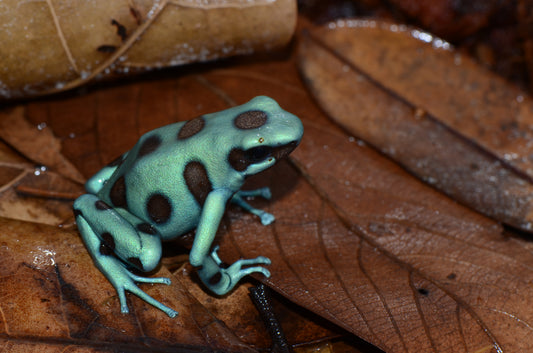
231;187;275;225
73;194;178;317
84;153;128;194
190;189;271;295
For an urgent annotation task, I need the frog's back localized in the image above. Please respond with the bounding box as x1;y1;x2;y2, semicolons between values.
96;96;303;238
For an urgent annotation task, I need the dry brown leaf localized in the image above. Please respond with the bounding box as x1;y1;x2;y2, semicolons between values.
0;216;258;352
0;107;85;184
0;139;82;225
218;122;533;352
0;0;296;99
386;0;499;39
299;19;533;232
13;19;533;352
176;265;338;348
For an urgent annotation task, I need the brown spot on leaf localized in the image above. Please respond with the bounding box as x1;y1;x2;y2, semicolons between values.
417;288;429;296
97;45;117;53
129;6;142;25
111;19;127;42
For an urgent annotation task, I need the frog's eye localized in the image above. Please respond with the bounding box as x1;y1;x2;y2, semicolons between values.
229;147;270;172
228;141;299;173
245;146;272;163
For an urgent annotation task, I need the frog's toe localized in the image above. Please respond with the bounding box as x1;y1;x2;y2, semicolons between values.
226;262;271;282
258;187;272;200
123;280;178;317
258;256;271;265
128;272;172;286
238;256;271;266
243;265;271;278
260;212;275;225
120;303;130;314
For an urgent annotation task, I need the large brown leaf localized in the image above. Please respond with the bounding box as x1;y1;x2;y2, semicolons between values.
0;0;296;99
218;122;533;352
5;16;533;353
1;63;345;351
299;19;533;233
0;217;259;352
0;134;82;225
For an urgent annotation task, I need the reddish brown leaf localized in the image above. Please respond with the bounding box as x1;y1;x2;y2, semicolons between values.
218;122;533;352
0;139;82;225
298;20;533;232
0;0;296;99
177;265;338;349
0;217;257;352
0;107;85;184
387;0;500;39
19;25;533;352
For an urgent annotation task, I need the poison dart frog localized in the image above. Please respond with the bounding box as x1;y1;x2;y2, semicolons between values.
73;96;304;317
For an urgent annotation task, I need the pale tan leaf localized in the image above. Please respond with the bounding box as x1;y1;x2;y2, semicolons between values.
0;0;296;98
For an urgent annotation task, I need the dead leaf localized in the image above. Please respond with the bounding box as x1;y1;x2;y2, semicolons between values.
177;265;338;348
0;139;82;225
298;19;533;232
0;0;296;99
0;107;85;184
217;122;533;352
0;216;258;352
14;17;533;352
386;0;499;39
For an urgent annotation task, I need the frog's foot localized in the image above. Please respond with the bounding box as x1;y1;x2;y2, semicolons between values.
73;195;178;317
198;246;271;296
237;187;272;200
102;256;178;318
231;188;275;225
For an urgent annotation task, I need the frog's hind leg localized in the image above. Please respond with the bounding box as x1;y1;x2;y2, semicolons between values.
85;152;128;194
231;187;275;225
73;194;177;317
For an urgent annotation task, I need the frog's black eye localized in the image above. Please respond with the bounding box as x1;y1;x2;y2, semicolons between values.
245;146;272;163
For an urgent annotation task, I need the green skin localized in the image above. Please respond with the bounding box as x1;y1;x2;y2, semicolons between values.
73;96;304;317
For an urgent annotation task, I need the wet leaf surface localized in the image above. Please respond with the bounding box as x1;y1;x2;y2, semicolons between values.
299;19;533;232
0;107;85;184
0;138;82;225
0;217;259;352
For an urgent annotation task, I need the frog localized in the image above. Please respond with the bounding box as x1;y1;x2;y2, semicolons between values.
73;96;304;317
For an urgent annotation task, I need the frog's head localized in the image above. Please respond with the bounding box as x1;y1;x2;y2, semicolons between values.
226;96;304;176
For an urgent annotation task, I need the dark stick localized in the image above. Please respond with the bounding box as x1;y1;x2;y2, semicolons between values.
249;284;293;353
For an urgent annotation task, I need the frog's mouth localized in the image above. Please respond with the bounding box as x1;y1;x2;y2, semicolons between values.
229;140;299;172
